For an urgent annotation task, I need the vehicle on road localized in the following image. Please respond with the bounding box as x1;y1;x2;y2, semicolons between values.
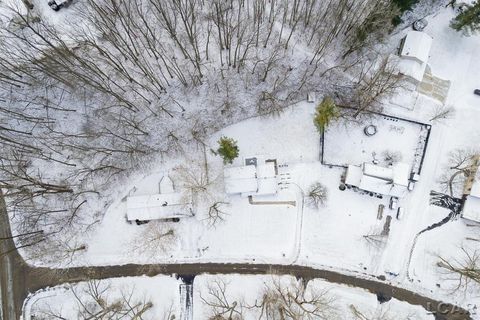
474;89;480;96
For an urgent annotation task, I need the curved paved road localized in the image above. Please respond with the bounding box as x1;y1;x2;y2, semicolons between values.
0;191;472;320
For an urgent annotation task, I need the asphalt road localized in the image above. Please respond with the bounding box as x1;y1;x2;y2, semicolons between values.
0;190;27;320
0;191;472;320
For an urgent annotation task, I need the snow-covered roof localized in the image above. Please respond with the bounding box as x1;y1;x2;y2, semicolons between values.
358;175;407;198
400;31;433;63
398;59;428;82
255;162;277;195
469;179;480;198
462;195;480;223
256;162;276;178
363;163;392;180
126;192;192;221
224;165;258;194
224;161;278;196
398;31;433;82
345;165;363;186
392;163;410;187
345;162;411;198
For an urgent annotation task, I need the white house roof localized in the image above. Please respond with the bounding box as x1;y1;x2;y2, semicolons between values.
363;163;392;180
226;177;258;194
224;161;278;196
392;163;410;187
345;165;363;186
398;59;428;82
224;165;258;194
462;195;480;223
400;31;433;63
126;192;191;221
256;162;276;178
345;162;410;198
359;175;407;198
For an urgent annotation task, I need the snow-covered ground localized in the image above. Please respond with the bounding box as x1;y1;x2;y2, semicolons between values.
323;115;427;170
6;2;480;318
54;6;480;310
26;275;182;320
26;274;435;320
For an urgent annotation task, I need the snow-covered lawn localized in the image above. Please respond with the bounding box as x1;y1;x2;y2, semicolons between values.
198;190;299;262
323;114;429;172
209;102;320;165
26;276;182;320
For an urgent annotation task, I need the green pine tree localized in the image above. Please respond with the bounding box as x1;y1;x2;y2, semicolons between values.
313;97;340;133
217;136;239;164
450;1;480;35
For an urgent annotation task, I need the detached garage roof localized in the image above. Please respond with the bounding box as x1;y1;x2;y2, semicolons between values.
400;31;433;63
126;192;192;221
398;31;433;82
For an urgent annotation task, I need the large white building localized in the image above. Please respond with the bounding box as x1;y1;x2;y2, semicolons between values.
224;158;278;197
345;162;411;198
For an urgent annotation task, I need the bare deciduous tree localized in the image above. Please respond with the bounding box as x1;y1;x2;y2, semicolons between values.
382;150;402;165
438;148;479;196
206;201;229;228
350;58;404;118
255;278;338;320
131;221;177;259
33;279;154;319
437;247;480;293
429;104;455;123
200;278;244;320
305;182;328;208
